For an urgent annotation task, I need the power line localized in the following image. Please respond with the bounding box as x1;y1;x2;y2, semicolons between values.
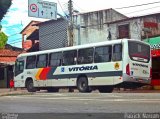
8;33;21;37
125;5;160;15
115;1;160;9
8;38;22;43
9;41;22;45
57;0;68;16
72;1;86;12
8;26;39;37
3;24;23;29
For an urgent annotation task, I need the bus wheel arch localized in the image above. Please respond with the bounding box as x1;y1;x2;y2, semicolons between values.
77;75;91;93
25;78;36;92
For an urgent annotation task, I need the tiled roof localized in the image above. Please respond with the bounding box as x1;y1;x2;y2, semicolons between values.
0;49;22;64
5;44;23;51
0;49;21;57
20;20;41;34
0;57;17;63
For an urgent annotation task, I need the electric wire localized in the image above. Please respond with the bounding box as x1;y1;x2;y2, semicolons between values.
125;5;160;15
57;0;68;16
115;1;160;9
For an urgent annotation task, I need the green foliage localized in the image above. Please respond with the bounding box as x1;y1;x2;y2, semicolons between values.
0;0;12;21
0;32;8;49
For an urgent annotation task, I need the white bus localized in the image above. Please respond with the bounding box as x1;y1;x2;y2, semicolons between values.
14;39;151;93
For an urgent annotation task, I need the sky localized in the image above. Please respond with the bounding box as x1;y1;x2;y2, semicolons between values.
1;0;160;48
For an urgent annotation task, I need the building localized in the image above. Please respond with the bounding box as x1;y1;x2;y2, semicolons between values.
107;12;160;89
0;45;23;88
36;9;127;50
38;18;68;50
73;8;128;45
20;20;41;51
107;13;160;41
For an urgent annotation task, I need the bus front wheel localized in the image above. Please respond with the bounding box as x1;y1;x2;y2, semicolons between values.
26;80;36;92
77;77;90;93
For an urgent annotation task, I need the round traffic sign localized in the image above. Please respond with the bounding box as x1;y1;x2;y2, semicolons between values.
30;4;37;12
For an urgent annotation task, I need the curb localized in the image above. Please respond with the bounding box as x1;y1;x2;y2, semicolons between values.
0;90;33;97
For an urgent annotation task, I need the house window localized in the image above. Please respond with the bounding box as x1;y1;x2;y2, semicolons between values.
118;24;130;39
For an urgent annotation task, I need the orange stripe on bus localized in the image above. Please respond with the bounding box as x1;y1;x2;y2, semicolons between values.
35;68;43;80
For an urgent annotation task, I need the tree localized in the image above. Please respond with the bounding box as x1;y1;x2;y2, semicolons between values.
0;0;12;22
0;31;8;49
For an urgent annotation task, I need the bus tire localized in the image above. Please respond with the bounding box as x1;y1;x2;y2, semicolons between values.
77;77;90;93
98;86;113;93
26;80;36;92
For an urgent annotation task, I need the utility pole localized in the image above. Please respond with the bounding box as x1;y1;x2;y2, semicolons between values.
68;0;74;46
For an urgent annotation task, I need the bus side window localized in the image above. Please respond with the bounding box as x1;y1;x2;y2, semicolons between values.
94;45;112;63
63;50;77;66
78;48;94;64
112;44;122;61
26;56;36;69
36;54;48;68
49;52;62;67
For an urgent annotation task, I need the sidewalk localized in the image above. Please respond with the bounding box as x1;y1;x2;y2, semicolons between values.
0;88;29;96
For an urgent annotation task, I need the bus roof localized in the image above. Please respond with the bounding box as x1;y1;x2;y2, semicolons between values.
17;39;148;58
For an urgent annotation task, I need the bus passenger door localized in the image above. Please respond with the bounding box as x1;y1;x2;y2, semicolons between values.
14;60;25;87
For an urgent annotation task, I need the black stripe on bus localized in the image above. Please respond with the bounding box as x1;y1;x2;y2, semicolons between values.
47;71;123;79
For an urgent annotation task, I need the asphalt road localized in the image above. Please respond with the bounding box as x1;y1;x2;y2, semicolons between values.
0;93;160;119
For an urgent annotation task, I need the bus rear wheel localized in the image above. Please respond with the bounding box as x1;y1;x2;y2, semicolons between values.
26;80;36;92
98;86;113;93
77;77;90;93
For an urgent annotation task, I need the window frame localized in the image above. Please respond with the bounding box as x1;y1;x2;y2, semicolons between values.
14;60;24;76
94;45;112;63
128;41;150;63
36;54;48;68
49;52;62;67
112;44;122;61
78;48;94;64
26;55;37;69
118;24;130;39
62;50;77;66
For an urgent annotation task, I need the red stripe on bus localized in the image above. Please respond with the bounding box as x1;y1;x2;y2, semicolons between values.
39;67;51;80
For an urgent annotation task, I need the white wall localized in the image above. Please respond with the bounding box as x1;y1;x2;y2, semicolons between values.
73;9;127;45
108;18;142;41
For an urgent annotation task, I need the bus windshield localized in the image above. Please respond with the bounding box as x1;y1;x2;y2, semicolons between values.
128;41;150;63
14;60;24;77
